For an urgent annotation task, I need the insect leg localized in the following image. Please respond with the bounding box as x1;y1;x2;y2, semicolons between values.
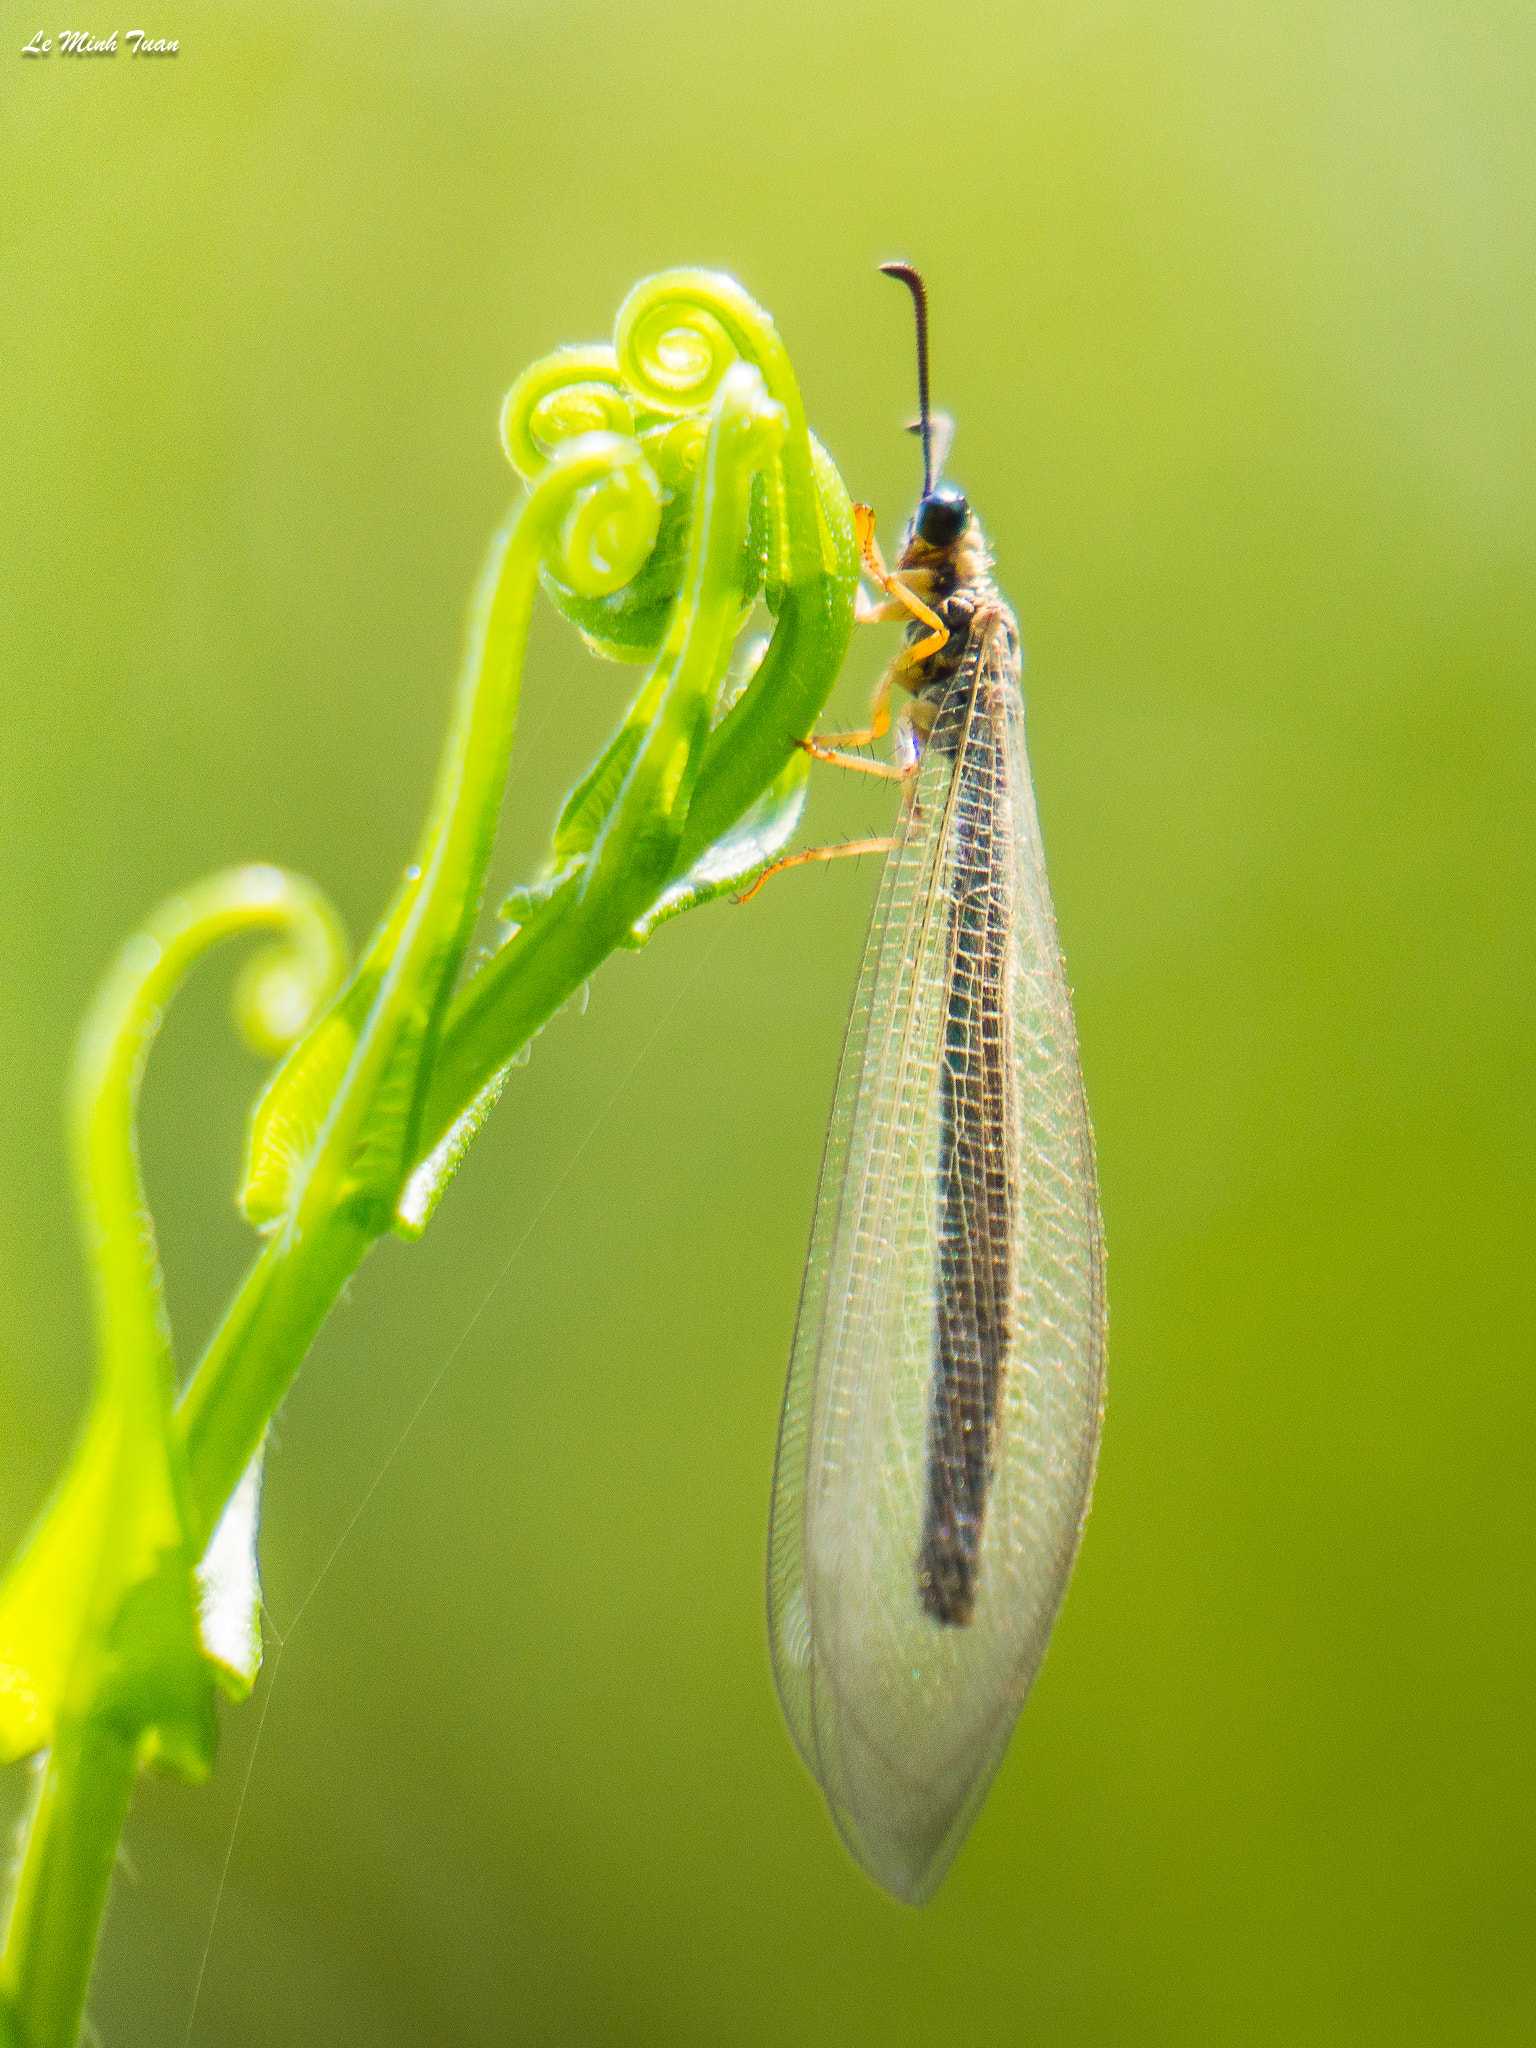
798;662;898;762
732;837;898;906
797;745;909;780
735;697;924;904
800;610;946;758
798;661;928;778
853;503;949;661
856;589;914;626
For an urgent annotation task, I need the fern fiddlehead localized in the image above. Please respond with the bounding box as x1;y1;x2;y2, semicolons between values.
0;270;858;2048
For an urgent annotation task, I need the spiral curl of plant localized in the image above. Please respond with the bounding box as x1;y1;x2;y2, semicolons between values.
0;270;859;2048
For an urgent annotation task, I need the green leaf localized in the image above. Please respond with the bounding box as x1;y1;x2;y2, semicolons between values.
194;1446;265;1702
393;1063;511;1239
239;1011;357;1227
626;746;809;943
498;858;586;928
552;672;665;853
0;1379;216;1782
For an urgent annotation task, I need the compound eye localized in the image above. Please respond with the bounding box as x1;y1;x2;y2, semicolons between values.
915;486;968;547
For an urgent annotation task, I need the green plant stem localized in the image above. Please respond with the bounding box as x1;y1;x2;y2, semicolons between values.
419;521;855;1155
0;1721;136;2048
177;389;767;1525
174;1213;374;1551
174;440;653;1528
0;1217;371;2048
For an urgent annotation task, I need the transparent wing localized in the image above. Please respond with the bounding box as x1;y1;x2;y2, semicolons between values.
767;611;1106;1904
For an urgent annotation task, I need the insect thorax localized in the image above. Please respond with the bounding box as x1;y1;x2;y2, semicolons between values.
898;512;1012;724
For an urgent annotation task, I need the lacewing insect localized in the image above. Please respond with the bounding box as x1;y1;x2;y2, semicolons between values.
757;265;1106;1904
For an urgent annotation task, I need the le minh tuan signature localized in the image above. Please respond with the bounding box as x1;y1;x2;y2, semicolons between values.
23;28;178;54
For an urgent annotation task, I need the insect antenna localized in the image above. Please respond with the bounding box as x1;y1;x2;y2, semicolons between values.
879;261;933;496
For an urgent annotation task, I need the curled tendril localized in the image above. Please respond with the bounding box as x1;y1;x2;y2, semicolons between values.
0;871;348;1815
611;271;816;609
521;429;662;598
72;866;349;1361
613;270;803;432
615;296;736;416
230;889;355;1058
500;347;635;484
75;865;349;1123
498;274;810;657
642;415;710;490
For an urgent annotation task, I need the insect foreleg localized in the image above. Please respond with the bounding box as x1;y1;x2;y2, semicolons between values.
856;589;914;625
853;503;949;661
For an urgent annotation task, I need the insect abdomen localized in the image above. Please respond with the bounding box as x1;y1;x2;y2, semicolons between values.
918;650;1016;1626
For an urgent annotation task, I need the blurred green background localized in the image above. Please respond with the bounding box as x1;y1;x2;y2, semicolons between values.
3;2;1533;2041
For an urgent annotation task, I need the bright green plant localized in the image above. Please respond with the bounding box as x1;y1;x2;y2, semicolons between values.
0;270;857;2048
